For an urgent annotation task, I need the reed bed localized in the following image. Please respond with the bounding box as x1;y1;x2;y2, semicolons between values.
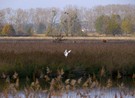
0;67;135;98
0;39;135;78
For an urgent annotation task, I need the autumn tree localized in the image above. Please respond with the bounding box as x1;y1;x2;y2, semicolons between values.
0;23;3;33
95;14;122;35
121;17;134;34
1;24;16;36
107;14;122;35
0;11;4;33
95;15;110;34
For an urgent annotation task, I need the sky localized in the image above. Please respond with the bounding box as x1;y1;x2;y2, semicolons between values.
0;0;135;9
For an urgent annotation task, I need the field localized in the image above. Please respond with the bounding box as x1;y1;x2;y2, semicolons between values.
0;37;135;97
0;37;135;76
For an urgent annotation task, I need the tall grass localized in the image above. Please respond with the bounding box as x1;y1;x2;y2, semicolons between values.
0;39;135;79
0;67;135;98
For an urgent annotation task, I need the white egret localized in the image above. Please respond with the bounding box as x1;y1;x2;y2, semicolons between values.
64;49;71;58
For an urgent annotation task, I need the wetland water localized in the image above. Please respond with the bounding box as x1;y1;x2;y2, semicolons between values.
0;88;135;98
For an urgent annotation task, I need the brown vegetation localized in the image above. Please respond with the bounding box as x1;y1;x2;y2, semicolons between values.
0;39;135;79
0;39;135;97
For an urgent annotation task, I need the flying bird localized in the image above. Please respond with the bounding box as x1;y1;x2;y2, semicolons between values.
64;49;71;58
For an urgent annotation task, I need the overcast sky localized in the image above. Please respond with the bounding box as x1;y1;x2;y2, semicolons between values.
0;0;135;9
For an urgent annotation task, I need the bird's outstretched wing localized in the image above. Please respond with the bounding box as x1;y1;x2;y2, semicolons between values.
68;50;71;53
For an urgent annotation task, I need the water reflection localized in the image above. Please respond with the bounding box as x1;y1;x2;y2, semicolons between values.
0;88;135;98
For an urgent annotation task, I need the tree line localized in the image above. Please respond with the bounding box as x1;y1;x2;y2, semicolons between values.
0;4;135;36
95;14;134;36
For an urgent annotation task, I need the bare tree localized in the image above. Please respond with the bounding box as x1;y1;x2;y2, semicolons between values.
60;6;82;36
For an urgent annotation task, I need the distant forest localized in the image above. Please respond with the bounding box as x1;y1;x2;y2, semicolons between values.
0;4;135;36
